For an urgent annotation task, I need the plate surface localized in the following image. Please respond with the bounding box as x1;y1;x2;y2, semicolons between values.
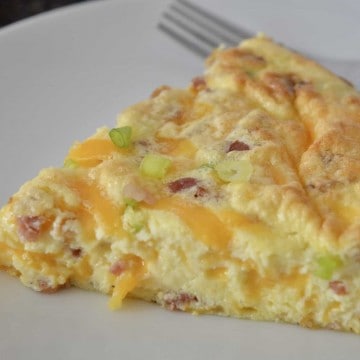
1;1;360;359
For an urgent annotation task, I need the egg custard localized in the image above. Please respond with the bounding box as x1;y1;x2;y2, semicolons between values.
1;35;360;333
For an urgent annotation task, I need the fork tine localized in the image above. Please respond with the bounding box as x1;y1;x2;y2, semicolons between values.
170;4;240;46
158;22;210;58
163;11;219;48
177;0;253;40
158;0;254;58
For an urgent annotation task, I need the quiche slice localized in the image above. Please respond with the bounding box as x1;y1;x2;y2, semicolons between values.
1;35;360;334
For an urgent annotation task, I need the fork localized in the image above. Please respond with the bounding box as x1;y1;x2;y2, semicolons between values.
158;0;360;89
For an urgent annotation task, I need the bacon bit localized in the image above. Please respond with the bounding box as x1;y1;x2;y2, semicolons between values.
17;215;48;242
299;316;315;329
70;248;82;258
164;292;198;311
229;49;266;66
227;140;250;152
347;95;360;106
326;322;341;330
123;179;156;205
110;260;127;276
168;177;198;193
194;186;207;198
38;279;66;294
151;85;171;98
264;73;312;99
168;178;208;198
263;72;298;98
329;280;347;295
169;109;185;125
137;139;150;147
191;76;207;91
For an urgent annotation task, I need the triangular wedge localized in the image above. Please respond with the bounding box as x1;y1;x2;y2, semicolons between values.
1;35;360;333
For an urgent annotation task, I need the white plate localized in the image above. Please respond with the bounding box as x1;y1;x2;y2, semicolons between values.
1;1;360;359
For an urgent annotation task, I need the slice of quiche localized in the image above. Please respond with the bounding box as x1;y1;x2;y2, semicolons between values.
1;35;360;334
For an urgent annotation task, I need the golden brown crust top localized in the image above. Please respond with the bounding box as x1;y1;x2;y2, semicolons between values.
205;35;360;254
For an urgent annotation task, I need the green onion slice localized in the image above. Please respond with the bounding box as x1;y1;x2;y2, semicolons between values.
140;154;172;179
199;163;215;169
109;126;132;148
124;198;138;208
63;158;79;169
215;159;252;182
314;255;342;280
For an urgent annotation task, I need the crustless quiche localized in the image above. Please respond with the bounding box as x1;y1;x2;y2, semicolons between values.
1;36;360;333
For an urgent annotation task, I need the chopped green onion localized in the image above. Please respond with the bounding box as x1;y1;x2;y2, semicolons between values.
199;163;215;169
124;198;138;208
109;126;132;148
63;158;79;169
314;255;342;280
245;70;255;78
131;223;143;233
140;154;172;179
215;159;252;182
124;206;144;234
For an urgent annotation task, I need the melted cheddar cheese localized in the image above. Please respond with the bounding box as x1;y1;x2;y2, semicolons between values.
67;137;121;167
148;197;232;250
66;176;125;238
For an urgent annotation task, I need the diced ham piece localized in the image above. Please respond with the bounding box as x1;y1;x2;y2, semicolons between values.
164;292;198;311
17;215;48;242
329;280;347;295
227;140;250;152
70;248;82;258
151;85;171;98
168;177;198;193
326;322;341;331
110;260;127;276
191;76;207;91
263;72;308;98
232;49;266;65
38;279;66;294
123;180;156;205
194;186;207;198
